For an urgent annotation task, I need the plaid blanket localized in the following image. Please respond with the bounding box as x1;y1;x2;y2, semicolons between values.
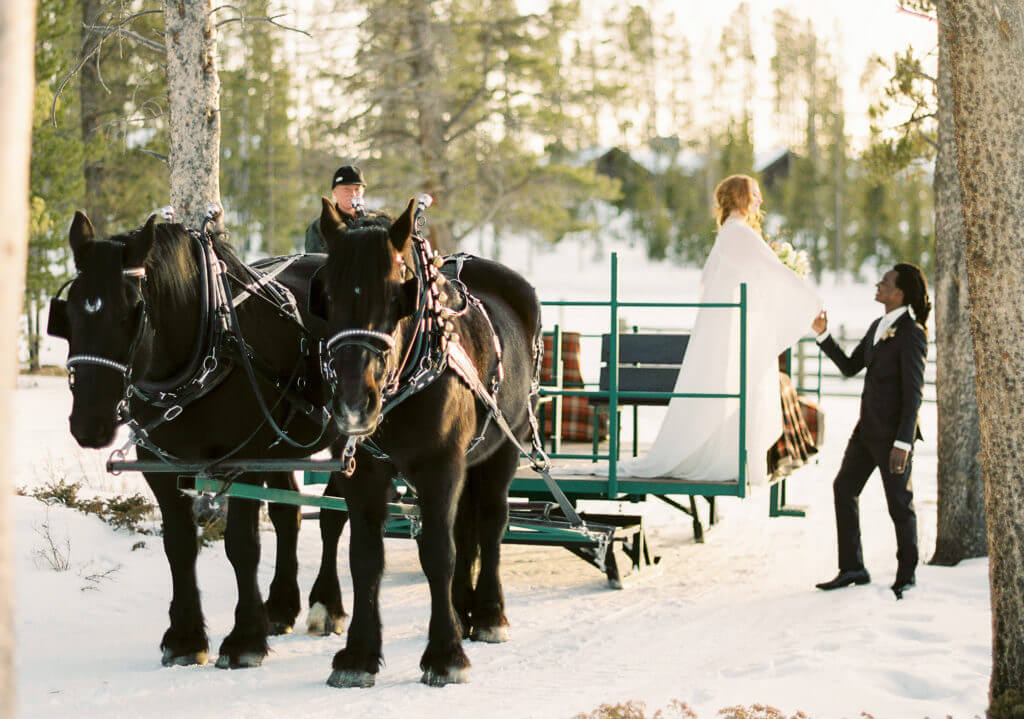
540;332;607;442
769;371;824;479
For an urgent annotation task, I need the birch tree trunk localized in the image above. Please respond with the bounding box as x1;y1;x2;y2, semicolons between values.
946;0;1024;709
931;0;987;566
0;0;38;714
164;0;221;230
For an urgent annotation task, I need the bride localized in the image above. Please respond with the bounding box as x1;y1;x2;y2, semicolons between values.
611;175;823;485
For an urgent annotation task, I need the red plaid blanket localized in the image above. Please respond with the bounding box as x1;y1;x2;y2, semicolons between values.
768;371;824;479
540;333;607;442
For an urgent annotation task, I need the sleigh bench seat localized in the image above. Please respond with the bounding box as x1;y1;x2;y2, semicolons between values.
522;330;810;544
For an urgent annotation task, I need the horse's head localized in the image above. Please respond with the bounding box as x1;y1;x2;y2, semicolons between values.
317;197;418;435
57;211;155;448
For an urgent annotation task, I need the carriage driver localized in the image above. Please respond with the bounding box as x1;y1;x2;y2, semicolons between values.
303;164;367;253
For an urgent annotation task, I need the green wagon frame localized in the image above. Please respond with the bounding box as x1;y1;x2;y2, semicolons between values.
108;251;819;587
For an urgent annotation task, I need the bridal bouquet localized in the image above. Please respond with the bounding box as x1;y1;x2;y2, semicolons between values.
770;241;811;278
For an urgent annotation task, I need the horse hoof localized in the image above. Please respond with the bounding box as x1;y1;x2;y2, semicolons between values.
421;667;469;687
215;652;264;669
326;669;375;688
161;649;208;667
268;621;294;636
307;602;345;636
470;625;510;643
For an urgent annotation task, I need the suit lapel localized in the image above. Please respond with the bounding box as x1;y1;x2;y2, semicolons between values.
864;318;881;366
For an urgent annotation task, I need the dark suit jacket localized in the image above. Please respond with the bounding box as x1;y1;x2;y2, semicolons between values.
818;311;927;446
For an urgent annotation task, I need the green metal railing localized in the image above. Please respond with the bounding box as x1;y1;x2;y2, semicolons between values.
537;252;749;498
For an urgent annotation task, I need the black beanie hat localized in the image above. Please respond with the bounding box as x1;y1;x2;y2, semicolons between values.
332;165;366;188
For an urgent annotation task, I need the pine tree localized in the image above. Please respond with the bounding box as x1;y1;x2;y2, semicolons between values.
27;0;82;370
74;0;168;231
312;0;615;253
219;0;304;255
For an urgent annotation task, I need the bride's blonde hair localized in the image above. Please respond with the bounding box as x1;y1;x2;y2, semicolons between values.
713;175;762;235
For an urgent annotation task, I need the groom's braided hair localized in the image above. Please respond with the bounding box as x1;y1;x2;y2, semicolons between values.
894;263;931;329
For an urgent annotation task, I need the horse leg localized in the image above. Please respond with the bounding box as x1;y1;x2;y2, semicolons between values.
467;441;518;643
452;483;477;639
326;466;389;688
308;471;348;636
264;472;301;635
147;473;209;666
216;490;269;669
415;457;471;687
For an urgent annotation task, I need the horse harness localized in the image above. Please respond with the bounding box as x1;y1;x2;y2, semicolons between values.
48;206;330;468
317;202;576;523
49;201;603;558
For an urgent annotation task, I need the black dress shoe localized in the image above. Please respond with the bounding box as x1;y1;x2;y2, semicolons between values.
815;569;870;591
891;576;916;600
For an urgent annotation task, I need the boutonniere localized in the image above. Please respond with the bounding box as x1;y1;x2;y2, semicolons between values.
881;326;898;342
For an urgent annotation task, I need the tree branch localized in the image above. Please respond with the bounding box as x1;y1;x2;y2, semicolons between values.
906;65;937;85
444;112;493;145
83;24;165;53
52;6;165;124
214;10;311;37
443;36;496;136
896;2;937;23
897;110;937;129
136;148;168;163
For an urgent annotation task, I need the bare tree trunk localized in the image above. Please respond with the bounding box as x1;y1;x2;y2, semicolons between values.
832;121;845;277
931;0;987;566
27;298;40;373
946;0;1024;710
80;0;106;235
805;30;823;283
164;0;222;230
0;0;37;713
408;0;453;252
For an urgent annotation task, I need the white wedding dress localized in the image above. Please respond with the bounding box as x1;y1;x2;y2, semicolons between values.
605;217;823;486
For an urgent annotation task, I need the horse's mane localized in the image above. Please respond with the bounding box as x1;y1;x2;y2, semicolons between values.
324;214;400;324
109;222;249;325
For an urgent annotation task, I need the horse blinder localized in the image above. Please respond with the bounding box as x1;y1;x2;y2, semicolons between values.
398;277;419;319
47;298;70;340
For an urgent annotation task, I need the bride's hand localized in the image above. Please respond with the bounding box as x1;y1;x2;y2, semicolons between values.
811;310;828;334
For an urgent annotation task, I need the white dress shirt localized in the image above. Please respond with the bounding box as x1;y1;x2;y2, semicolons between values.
816;306;913;453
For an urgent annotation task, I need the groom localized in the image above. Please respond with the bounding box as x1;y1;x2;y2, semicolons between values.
812;264;930;600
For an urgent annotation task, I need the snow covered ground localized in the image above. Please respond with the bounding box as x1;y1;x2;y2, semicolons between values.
13;235;988;718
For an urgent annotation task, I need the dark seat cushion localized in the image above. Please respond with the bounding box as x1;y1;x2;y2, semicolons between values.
594;333;690;406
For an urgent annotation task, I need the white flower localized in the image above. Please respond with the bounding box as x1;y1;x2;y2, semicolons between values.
771;241;810;277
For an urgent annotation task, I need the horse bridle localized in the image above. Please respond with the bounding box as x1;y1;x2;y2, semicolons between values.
319;328;400;402
61;267;150;392
318;197;435;425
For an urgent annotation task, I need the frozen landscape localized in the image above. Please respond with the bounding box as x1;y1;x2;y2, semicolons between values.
12;235;989;718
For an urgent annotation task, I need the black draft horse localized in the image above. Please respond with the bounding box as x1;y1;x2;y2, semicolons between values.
57;212;348;668
314;198;542;687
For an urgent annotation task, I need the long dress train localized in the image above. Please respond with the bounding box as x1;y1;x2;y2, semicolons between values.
611;218;823;486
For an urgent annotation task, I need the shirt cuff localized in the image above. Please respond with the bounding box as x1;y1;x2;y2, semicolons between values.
893;440;912;452
815;330;831;343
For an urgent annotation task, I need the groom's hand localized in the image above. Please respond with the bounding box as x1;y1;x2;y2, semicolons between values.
889;447;909;475
812;310;828;335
